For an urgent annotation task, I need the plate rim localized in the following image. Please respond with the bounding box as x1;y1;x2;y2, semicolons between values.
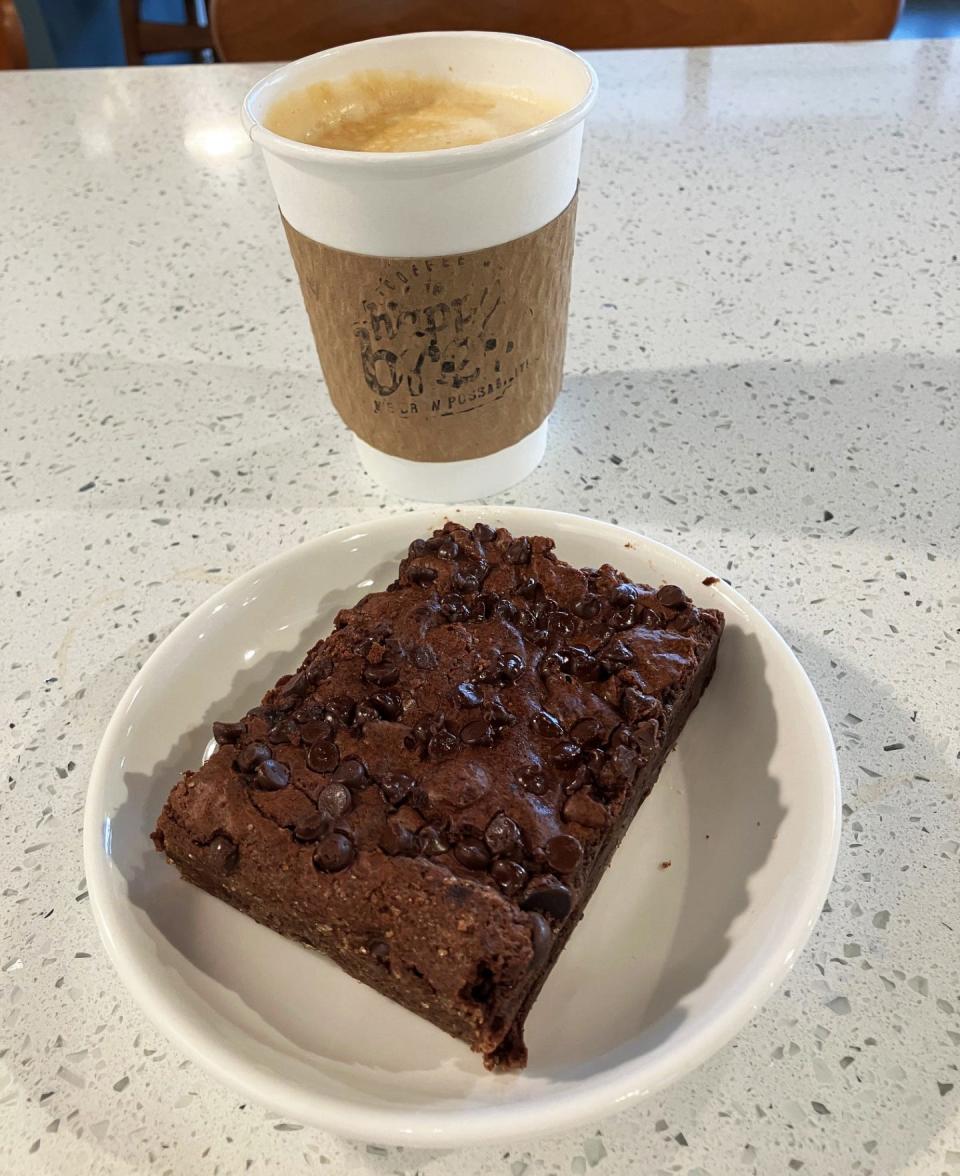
83;506;841;1146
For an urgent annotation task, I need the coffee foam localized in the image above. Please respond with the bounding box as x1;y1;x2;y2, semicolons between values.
264;69;567;153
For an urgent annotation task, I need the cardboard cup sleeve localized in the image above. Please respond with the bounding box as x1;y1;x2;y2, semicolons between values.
282;193;577;464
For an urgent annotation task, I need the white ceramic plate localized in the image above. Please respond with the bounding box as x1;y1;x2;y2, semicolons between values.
84;507;840;1147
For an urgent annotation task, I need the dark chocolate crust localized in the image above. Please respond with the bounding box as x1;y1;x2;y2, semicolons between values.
153;522;724;1069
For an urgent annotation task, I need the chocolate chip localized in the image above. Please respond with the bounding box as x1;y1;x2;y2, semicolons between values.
472;522;498;542
313;832;354;872
353;700;379;726
435;537;459;560
573;594;601;620
418;825;450;856
253;758;290;791
485;813;523;857
565;765;592;795
562;791;608;829
332;758;367;789
209;834;238;873
570;717;604;745
408;538;429;557
459;718;493;747
305;740;340;774
370;940;390;964
455;682;483;708
633;718;660;747
292;815;331;843
620;687;659;722
486;698;516;729
528;913;553;968
408;564;438;586
212;721;243;746
411;643;437;670
362;660;400;687
368;691;402;720
656;583;687;608
531;709;564;737
451;570;479;595
495;601;521;627
604;639;634;665
499;653;524;683
491;858;528;896
638;607;661;628
538;651;568;678
544;834;583;874
516;576;541;599
380;771;415;806
325;697;355;726
520;877;572;920
380;818;417;856
427;729;459;760
517;764;548;795
607;743;640;781
267;719;297;745
454;837;492;870
546;611;576;639
233;741;271;773
316;781;352;819
446;594;474;623
505;537;531;564
552;741;582;769
610;583;638;608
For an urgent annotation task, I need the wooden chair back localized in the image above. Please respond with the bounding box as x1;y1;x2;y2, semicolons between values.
119;0;214;65
0;0;28;69
211;0;902;62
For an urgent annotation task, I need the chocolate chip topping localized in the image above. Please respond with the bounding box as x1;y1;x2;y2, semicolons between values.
530;709;564;737
485;813;524;858
418;825;451;856
379;771;415;807
332;758;367;789
209;834;238;873
212;721;243;746
517;764;548;795
570;716;604;745
253;759;290;791
454;838;492;871
292;815;332;843
544;834;583;874
317;781;352;819
656;583;687;608
363;660;400;687
189;523;720;944
306;740;340;774
455;682;483;708
520;877;573;920
491;858;528;896
234;741;271;773
461;719;494;747
313;832;354;872
380;817;417;856
505;537;532;564
573;593;601;620
408;564;438;586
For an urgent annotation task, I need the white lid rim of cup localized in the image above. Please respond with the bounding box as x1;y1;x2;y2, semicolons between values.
241;30;598;175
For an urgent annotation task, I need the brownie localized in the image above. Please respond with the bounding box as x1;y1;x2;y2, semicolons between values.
152;522;724;1069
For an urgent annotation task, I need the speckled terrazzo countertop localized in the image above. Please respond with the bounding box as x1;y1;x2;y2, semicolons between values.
2;37;959;1176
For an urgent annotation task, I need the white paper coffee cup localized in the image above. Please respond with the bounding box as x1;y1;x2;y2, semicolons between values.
242;31;597;501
